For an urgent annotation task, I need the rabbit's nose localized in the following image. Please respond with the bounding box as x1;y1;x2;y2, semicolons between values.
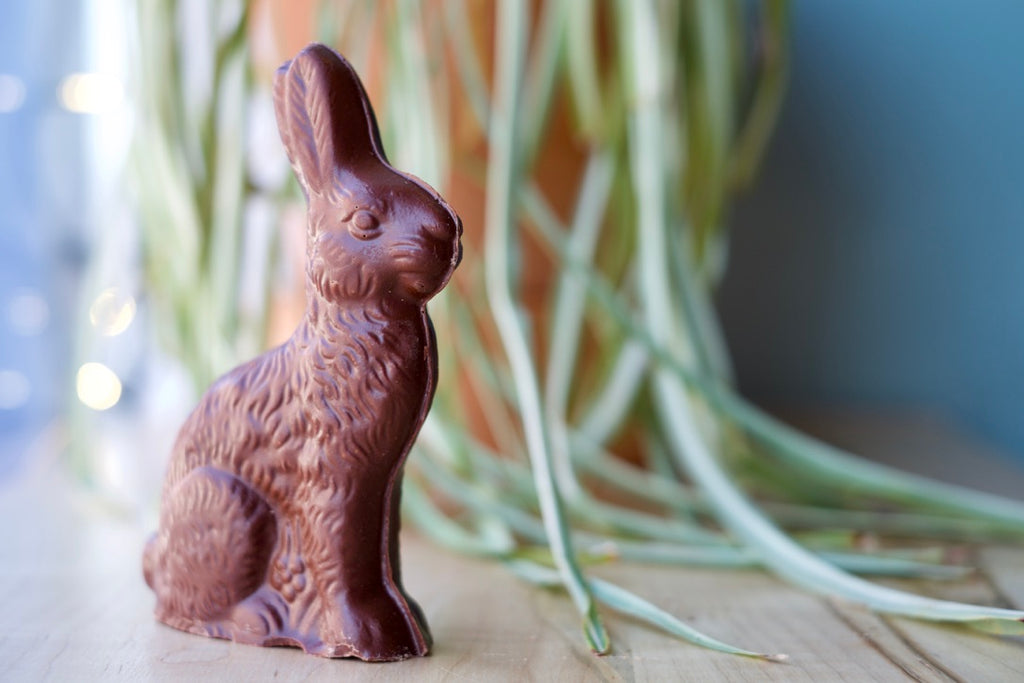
422;216;458;243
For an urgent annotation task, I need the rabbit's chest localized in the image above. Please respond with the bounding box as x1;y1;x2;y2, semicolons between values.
302;325;432;466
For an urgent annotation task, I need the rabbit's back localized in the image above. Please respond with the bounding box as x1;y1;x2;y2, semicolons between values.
163;311;433;502
163;340;306;504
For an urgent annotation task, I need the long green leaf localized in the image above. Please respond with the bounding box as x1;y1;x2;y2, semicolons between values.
505;559;787;661
484;0;608;653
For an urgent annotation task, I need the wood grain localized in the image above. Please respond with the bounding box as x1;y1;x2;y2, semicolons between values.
3;416;1024;681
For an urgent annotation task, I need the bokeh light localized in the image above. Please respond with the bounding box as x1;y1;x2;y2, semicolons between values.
0;370;31;410
57;72;123;114
88;288;136;336
76;362;122;411
0;73;26;113
8;288;50;336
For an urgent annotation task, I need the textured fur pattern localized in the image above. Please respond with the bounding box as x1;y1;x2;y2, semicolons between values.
143;44;461;661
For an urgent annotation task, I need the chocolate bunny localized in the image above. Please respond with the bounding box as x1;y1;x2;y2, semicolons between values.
143;44;462;661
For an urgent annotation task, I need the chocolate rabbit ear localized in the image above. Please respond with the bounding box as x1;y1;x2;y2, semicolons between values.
273;44;387;196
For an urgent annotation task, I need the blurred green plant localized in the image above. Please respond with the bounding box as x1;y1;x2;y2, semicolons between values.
129;0;1024;660
133;0;288;390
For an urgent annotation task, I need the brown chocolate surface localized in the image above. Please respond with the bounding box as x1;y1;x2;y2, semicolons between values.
143;43;462;661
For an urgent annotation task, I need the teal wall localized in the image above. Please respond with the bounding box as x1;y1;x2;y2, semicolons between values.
718;1;1024;459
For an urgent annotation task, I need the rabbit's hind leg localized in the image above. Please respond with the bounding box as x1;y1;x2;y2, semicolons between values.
213;520;328;653
147;467;277;634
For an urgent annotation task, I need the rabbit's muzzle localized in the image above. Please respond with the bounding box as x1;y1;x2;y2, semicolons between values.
391;213;462;301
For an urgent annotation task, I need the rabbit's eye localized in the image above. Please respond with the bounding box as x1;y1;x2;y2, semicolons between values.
349;210;381;240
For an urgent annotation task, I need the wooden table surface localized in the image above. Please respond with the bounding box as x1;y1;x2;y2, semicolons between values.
3;412;1024;681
